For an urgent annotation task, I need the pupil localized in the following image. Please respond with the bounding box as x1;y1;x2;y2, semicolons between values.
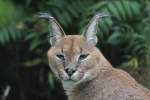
56;54;65;60
79;54;89;61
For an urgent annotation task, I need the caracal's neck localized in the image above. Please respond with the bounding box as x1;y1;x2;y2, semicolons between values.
98;50;113;69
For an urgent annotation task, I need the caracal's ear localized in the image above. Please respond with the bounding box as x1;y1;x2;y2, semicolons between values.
82;13;109;45
38;13;66;46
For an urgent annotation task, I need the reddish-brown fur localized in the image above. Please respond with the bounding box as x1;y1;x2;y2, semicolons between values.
47;35;150;100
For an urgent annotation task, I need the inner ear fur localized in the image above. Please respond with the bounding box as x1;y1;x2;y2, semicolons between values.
82;13;109;45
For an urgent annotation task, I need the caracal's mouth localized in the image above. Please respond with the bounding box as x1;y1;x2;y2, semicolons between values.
61;70;83;82
63;76;79;82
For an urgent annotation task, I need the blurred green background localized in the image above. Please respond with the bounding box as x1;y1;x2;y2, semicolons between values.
0;0;150;100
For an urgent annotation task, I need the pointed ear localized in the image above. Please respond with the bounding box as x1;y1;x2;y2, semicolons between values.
38;13;66;46
82;13;109;45
48;19;66;46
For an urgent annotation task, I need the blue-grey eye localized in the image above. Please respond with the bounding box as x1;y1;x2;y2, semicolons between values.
56;54;65;60
79;54;89;61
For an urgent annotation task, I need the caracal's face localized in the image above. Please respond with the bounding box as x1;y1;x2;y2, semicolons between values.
47;35;100;84
39;13;108;87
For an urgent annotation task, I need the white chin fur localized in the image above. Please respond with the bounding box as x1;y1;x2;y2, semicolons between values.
62;80;76;91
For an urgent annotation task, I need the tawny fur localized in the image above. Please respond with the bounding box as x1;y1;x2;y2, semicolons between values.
47;35;150;100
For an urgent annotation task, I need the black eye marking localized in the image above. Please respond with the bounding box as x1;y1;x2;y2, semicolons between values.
79;54;89;61
56;54;65;60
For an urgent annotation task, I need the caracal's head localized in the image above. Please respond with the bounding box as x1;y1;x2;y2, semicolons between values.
39;13;109;89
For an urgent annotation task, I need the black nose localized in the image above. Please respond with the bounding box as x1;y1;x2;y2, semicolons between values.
65;68;76;77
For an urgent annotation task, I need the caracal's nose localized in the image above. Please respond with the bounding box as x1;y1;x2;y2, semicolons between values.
65;68;76;77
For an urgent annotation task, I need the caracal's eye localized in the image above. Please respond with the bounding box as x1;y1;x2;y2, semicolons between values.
56;54;65;60
79;54;89;61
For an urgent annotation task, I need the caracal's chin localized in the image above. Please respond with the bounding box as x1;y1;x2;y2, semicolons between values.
60;71;83;91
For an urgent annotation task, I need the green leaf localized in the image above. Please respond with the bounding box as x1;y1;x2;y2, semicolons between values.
107;2;121;21
67;5;79;17
29;39;41;51
0;31;5;45
25;33;38;40
88;1;107;12
2;28;9;43
122;0;132;19
130;1;141;17
107;32;124;45
8;26;17;41
114;1;126;21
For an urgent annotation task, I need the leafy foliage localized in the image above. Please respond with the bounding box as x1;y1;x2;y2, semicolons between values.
0;0;24;45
